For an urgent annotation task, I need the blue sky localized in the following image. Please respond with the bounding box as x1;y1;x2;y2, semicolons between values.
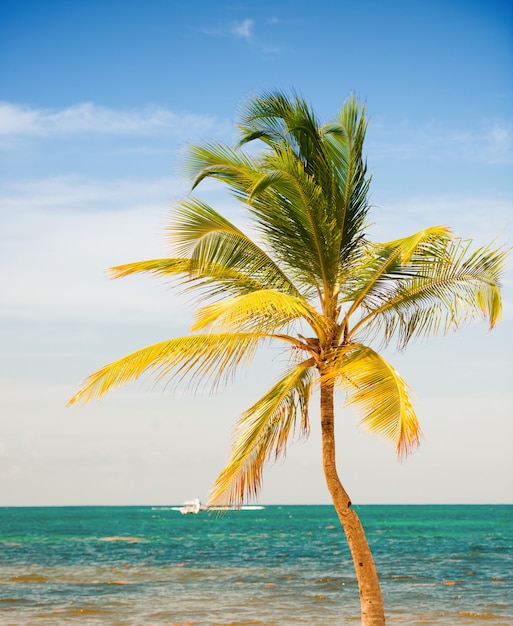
1;0;512;506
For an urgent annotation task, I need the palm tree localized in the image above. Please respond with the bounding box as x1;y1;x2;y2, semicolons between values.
69;92;506;625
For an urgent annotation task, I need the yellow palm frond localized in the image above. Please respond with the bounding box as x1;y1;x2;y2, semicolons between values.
209;361;315;506
110;257;280;300
109;258;191;279
354;237;508;348
327;344;421;457
68;333;263;405
345;226;453;314
381;225;453;263
191;289;324;336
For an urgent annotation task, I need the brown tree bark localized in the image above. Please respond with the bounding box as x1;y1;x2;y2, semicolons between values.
320;378;386;626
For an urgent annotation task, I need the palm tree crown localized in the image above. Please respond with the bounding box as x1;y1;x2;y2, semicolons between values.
69;91;506;507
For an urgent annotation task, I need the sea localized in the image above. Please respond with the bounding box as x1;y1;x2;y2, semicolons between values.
0;504;511;625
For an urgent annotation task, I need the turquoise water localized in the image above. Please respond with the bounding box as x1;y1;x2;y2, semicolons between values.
0;505;511;625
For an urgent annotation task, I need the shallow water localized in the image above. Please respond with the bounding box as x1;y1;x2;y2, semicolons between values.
0;505;512;625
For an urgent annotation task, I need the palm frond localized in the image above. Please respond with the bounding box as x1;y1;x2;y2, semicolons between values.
326;344;421;456
183;137;330;292
237;90;322;167
179;93;374;305
344;226;453;313
321;95;372;264
184;142;261;193
68;333;263;405
109;258;191;279
245;157;339;292
222;93;369;293
110;257;275;301
191;289;325;336
168;198;300;297
380;225;453;263
209;361;315;506
355;236;508;349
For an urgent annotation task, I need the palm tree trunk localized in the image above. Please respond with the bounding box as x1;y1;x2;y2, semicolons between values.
320;378;386;626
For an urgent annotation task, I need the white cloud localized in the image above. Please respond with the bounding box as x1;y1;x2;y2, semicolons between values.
0;101;227;137
230;19;254;41
485;121;513;162
199;18;281;53
440;122;513;163
200;18;254;42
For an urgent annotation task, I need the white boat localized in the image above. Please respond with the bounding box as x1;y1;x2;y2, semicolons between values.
179;498;204;514
178;498;265;514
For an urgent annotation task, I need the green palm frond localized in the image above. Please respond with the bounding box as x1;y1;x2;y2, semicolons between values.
188;92;372;299
321;95;372;262
237;90;323;166
246;158;338;292
168;198;300;297
185;141;336;294
209;361;315;506
68;333;263;405
184;142;261;194
191;289;325;337
327;343;421;457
